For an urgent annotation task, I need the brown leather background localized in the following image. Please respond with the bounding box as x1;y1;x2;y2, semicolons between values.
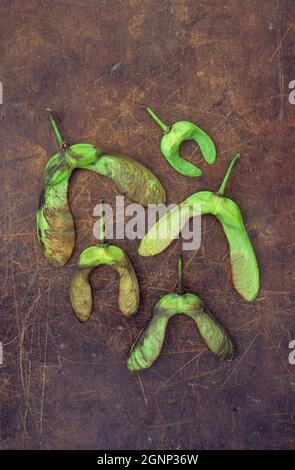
0;0;295;450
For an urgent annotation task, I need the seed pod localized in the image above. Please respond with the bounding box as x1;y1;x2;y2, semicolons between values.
70;201;139;321
127;257;233;371
70;244;139;322
37;109;166;266
139;154;259;302
65;143;166;205
146;107;216;177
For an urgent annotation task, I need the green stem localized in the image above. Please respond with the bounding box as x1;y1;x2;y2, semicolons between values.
146;107;169;133
99;199;105;244
46;108;67;150
217;153;240;196
177;255;183;295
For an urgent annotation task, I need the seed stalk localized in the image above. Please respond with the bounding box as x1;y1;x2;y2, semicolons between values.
46;108;67;151
177;255;183;295
217;153;240;196
146;107;170;133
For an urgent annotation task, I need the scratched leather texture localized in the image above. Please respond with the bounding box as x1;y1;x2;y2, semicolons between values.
0;0;294;450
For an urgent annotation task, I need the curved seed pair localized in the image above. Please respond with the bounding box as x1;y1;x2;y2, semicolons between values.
37;110;166;266
147;107;216;177
70;244;139;321
139;154;260;302
128;258;233;371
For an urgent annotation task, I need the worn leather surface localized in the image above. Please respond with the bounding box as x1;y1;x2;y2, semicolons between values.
0;0;295;450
